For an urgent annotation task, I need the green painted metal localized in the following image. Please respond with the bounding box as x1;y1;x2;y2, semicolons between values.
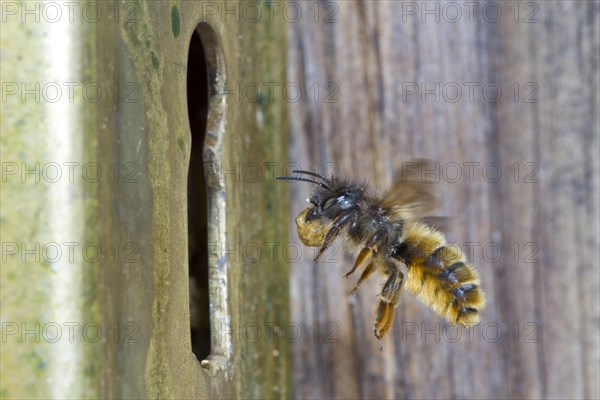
1;1;289;398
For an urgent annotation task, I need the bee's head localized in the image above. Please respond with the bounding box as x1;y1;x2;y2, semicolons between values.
276;170;334;246
276;170;360;247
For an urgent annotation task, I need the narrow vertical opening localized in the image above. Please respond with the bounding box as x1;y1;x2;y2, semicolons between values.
187;28;210;360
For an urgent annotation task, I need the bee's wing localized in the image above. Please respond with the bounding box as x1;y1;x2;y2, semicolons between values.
382;159;440;218
419;216;449;232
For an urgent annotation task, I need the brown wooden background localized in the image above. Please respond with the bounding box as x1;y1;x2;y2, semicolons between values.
285;1;599;399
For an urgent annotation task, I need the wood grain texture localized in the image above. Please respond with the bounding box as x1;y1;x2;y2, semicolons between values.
286;1;599;399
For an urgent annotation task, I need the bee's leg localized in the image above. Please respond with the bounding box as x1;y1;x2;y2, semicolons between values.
314;211;355;261
343;229;386;278
373;267;404;348
381;267;404;305
343;247;372;278
349;261;375;295
373;300;394;350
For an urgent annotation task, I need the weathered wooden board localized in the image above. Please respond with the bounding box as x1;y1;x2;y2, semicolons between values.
287;1;599;399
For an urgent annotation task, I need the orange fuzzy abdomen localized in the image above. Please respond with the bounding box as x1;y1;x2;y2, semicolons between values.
401;222;485;326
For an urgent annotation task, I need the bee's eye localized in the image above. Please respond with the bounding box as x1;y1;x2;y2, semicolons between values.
322;196;339;210
306;208;320;221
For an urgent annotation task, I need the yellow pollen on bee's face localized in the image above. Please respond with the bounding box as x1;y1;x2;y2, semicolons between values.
295;207;328;247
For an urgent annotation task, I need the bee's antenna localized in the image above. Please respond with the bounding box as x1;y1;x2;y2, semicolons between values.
276;175;331;190
292;170;332;185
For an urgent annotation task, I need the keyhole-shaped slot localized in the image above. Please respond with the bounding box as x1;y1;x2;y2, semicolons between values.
187;21;227;364
187;27;210;360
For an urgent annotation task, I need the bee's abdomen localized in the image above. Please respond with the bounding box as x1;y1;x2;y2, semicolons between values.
398;222;486;326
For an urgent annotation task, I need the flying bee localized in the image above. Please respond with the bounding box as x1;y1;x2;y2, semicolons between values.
277;161;485;346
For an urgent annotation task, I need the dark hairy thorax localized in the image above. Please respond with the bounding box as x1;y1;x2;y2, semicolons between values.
307;178;404;256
